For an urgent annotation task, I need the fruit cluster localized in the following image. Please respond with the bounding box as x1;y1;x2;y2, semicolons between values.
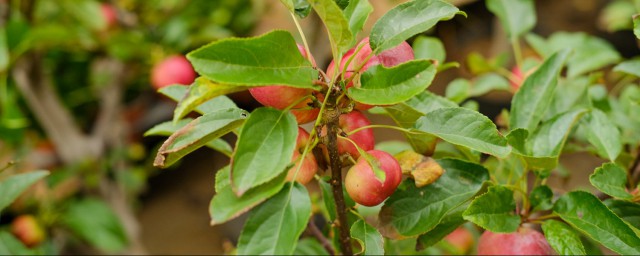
246;38;414;206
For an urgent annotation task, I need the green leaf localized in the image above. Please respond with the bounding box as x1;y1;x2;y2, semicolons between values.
0;171;49;212
158;83;238;118
237;182;312;255
381;159;488;236
634;15;640;39
413;36;446;64
554;191;640;255
280;0;312;18
0;231;32;255
172;80;246;122
210;166;287;225
294;238;329;255
541;220;586;255
589;163;633;200
470;73;511;96
231;108;297;195
527;32;621;77
309;0;353;54
351;219;384;255
415;107;510;158
62;198;128;253
547;76;591;118
415;205;466;250
605;199;640;229
463;185;520;233
382;91;456;155
375;140;413;156
585;109;622;161
154;108;247;168
613;59;640;78
528;109;586;157
144;119;233;157
369;0;462;53
187;30;318;88
486;0;536;39
344;0;373;42
445;79;470;104
59;0;106;31
510;49;571;132
349;60;436;105
508;110;586;171
529;185;553;212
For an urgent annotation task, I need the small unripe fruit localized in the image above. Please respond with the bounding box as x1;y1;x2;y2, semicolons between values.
286;128;319;184
100;3;117;29
338;111;375;159
345;150;402;206
444;227;474;253
11;215;45;248
249;44;319;124
478;227;555;255
151;55;197;90
326;37;414;110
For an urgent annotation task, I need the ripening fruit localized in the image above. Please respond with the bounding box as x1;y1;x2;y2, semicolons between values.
151;55;197;90
249;44;319;124
326;37;414;110
444;227;475;253
286;127;319;184
337;111;375;159
345;150;402;206
100;3;117;29
478;227;555;255
11;215;45;248
510;66;524;91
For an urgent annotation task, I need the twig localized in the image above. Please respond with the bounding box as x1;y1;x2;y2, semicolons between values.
306;220;335;255
12;56;98;163
324;86;352;255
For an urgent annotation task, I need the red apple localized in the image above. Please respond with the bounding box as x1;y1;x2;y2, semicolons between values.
326;37;414;110
100;3;117;29
478;227;555;255
345;150;402;206
286;127;319;184
11;215;45;248
444;227;474;253
337;111;374;159
249;44;319;124
151;55;197;90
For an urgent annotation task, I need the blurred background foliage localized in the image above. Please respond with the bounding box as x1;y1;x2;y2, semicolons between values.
0;0;638;254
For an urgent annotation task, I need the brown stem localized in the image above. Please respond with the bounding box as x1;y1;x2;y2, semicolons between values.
324;87;352;255
12;56;100;163
306;220;335;255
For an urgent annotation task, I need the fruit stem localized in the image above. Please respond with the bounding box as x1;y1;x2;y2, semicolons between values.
511;36;523;69
325;86;353;255
290;12;314;69
346;124;421;136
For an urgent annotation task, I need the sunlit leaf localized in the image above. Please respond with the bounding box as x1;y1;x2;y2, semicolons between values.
231;108;297;195
542;220;586;255
187;30;318;88
510;49;570;132
554;191;640;255
237;183;312;255
370;0;463;53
